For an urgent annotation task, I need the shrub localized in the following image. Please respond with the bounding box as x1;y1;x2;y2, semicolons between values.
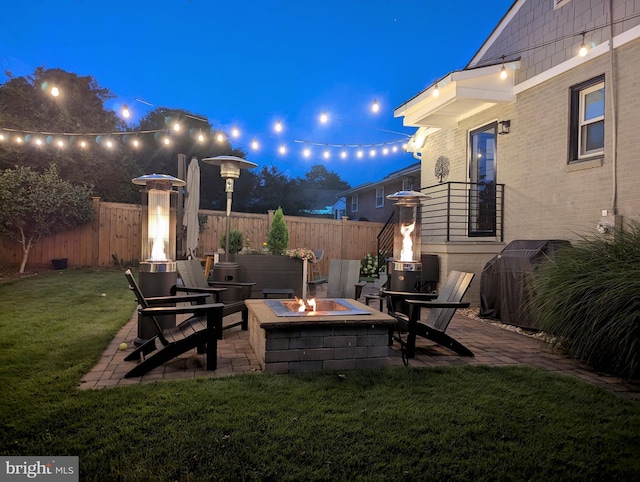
528;221;640;379
220;229;244;255
360;253;379;278
267;207;289;255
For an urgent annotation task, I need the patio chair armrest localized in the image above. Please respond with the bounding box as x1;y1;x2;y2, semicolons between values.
307;278;327;285
354;281;367;299
173;285;227;302
381;290;438;300
144;293;210;305
139;302;224;316
208;281;256;300
405;300;471;309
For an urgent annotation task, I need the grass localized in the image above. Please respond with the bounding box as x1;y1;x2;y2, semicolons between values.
1;269;639;481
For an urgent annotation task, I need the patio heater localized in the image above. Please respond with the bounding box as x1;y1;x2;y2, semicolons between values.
386;190;429;292
201;155;257;286
132;173;186;344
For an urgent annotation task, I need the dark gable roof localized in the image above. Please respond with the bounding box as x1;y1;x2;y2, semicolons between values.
337;162;421;196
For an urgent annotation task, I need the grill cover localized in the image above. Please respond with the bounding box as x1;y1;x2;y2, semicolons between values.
479;240;571;330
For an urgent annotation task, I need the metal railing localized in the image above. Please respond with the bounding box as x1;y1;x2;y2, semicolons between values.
420;182;504;242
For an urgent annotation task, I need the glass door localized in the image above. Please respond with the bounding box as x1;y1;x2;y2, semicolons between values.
469;123;497;237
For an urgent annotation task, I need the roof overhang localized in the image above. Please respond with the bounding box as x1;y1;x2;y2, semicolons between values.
394;61;520;130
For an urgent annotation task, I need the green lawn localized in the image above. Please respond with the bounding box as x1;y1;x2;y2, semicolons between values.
1;269;639;481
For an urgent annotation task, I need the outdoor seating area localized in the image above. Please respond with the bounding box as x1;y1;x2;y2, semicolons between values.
80;279;640;399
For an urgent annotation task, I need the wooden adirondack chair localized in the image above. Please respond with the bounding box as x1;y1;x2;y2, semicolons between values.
123;269;224;378
387;270;475;358
175;259;255;337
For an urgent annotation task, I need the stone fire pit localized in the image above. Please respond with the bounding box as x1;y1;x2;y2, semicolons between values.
246;299;396;374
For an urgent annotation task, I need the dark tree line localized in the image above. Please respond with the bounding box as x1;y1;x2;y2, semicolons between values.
0;68;350;216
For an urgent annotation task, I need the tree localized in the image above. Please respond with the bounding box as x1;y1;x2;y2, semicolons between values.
266;207;289;255
0;68;140;202
0;165;94;273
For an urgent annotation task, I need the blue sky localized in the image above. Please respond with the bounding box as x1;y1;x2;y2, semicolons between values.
0;0;513;186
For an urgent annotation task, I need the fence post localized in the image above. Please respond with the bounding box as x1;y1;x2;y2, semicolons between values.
91;197;101;267
341;216;349;259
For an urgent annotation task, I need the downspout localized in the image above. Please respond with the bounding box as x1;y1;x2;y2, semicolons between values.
607;0;618;215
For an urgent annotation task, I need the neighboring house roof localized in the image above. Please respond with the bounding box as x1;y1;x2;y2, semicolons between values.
337;162;421;197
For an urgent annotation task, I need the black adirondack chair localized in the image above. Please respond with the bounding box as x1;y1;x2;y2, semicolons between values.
387;270;475;359
123;269;224;378
175;259;255;337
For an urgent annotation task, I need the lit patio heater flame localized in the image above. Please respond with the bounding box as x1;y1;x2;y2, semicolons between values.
149;204;169;261
400;222;416;262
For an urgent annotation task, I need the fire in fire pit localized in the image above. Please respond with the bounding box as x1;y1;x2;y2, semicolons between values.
265;298;371;317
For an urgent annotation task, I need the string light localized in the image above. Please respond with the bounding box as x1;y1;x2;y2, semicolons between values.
274;120;283;132
122;104;130;118
320;111;328;123
279;144;287;154
369;148;376;157
197;131;205;143
356;148;363;158
50;86;59;97
251;138;259;150
371;99;379;113
231;126;240;137
579;32;588;56
432;83;440;98
216;133;225;143
303;146;311;157
163;136;170;145
323;149;330;159
340;150;347;159
500;56;507;79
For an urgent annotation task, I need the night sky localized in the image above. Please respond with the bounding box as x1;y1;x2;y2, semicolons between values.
0;0;514;186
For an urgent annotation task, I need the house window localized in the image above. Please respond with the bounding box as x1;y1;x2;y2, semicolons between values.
375;187;384;208
351;194;358;212
570;75;605;162
554;0;571;9
402;178;414;191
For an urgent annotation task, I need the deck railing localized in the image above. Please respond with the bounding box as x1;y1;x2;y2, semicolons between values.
420;182;505;242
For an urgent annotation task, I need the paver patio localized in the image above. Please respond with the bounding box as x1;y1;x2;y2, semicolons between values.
79;284;640;399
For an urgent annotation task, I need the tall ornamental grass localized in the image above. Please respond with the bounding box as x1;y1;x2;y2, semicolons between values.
529;220;640;378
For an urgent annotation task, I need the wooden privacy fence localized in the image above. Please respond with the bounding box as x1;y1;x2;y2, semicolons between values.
0;198;383;276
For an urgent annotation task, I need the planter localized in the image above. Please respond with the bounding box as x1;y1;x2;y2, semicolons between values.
228;254;307;298
51;258;68;270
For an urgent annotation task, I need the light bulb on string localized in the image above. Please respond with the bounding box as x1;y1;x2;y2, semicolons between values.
80;139;87;148
231;126;240;138
579;32;588;56
357;148;364;159
16;136;23;144
217;133;225;143
50;86;59;97
303;146;311;158
274;120;283;132
0;134;4;141
340;150;347;159
172;122;181;132
323;148;330;159
251;138;259;150
433;83;440;98
382;147;389;155
371;99;379;113
197;131;205;143
320;111;328;124
122;104;130;119
132;138;140;148
163;136;171;146
369;148;376;157
279;144;287;155
500;56;507;79
57;139;65;148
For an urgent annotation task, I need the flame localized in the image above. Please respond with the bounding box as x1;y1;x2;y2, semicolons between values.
295;297;317;312
399;222;415;262
149;204;169;261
